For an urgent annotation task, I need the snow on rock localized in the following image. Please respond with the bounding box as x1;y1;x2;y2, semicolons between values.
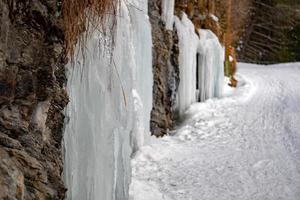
130;180;172;200
209;14;219;22
162;0;175;30
175;13;224;115
63;0;152;199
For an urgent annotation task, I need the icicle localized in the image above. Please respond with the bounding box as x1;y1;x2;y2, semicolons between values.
175;13;199;115
63;0;153;199
175;13;224;115
162;0;175;30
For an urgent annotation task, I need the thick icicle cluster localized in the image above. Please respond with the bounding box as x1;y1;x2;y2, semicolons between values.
175;13;224;115
130;0;153;151
198;29;224;102
63;0;153;199
63;1;224;199
175;14;199;115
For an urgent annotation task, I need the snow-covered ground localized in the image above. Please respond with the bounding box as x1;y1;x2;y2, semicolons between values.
130;63;300;200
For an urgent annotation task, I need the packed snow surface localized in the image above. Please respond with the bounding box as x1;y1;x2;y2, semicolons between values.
130;63;300;200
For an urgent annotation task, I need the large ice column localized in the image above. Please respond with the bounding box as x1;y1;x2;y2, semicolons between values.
129;0;153;152
198;30;224;102
174;13;224;115
162;0;175;30
63;0;153;199
174;14;200;115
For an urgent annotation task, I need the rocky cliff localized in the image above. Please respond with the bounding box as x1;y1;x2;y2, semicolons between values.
0;1;67;199
0;0;245;198
149;0;180;137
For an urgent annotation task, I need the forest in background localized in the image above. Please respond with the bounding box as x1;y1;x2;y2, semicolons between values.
238;0;300;63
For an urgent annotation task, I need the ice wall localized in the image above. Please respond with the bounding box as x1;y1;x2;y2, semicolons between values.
175;14;199;115
175;13;224;115
129;0;153;151
63;0;152;199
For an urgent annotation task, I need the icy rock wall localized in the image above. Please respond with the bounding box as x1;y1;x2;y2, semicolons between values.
150;2;224;134
63;0;152;199
175;13;224;115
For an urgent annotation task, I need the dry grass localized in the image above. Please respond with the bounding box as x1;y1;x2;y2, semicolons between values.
62;0;118;57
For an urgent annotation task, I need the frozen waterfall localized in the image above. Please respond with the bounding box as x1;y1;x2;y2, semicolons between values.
63;2;225;199
175;14;199;115
198;29;225;102
63;0;153;199
175;13;224;115
130;0;153;151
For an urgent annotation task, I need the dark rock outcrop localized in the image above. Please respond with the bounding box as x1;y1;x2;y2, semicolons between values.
149;0;180;137
0;0;67;199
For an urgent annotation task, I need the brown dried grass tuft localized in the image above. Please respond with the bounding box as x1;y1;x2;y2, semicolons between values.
63;0;117;57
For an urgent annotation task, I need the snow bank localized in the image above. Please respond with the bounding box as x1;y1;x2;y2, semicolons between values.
162;0;175;30
130;179;172;200
175;13;224;115
63;0;152;199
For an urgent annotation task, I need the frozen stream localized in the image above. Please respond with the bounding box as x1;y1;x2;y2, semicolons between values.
130;63;300;200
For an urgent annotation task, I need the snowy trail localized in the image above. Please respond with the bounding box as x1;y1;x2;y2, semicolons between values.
130;63;300;200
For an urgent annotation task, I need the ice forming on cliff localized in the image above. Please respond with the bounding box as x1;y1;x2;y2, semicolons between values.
63;0;152;200
175;13;224;115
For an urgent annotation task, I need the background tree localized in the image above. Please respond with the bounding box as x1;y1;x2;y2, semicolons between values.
238;0;300;63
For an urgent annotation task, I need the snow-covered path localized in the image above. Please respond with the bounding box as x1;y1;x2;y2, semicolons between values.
130;63;300;200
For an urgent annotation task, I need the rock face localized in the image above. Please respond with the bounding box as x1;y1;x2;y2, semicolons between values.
149;0;180;137
0;0;67;199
